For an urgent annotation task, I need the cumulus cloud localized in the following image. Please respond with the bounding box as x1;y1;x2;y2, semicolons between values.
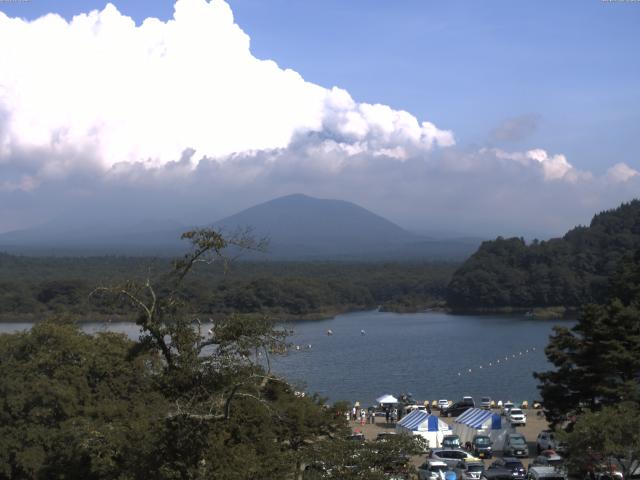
0;0;638;237
0;0;452;182
606;162;639;183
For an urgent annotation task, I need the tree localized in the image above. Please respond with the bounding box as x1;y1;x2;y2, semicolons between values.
534;252;640;425
564;402;640;480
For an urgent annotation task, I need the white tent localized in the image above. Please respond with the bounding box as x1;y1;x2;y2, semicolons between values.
396;410;452;448
376;394;398;404
452;408;513;450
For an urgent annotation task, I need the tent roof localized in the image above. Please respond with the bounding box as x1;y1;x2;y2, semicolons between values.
376;394;398;404
398;410;450;431
455;408;502;429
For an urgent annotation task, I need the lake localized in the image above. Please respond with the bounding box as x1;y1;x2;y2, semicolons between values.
0;310;572;407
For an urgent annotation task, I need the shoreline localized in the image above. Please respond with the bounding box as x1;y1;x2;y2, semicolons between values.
0;303;576;324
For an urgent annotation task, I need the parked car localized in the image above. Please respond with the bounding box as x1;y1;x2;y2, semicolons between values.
502;401;515;416
509;408;527;426
442;435;462;449
531;451;564;470
527;466;567;480
504;433;529;458
418;460;449;480
376;432;397;442
536;431;567;454
482;468;517;480
462;396;475;407
471;435;493;459
455;460;485;480
480;397;492;410
431;449;481;468
573;454;625;480
441;398;474;418
349;432;365;442
489;457;526;480
438;399;450;410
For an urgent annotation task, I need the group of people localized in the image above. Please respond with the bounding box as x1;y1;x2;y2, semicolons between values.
346;405;405;425
347;406;376;425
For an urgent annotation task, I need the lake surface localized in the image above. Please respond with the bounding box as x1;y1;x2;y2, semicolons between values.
0;310;572;407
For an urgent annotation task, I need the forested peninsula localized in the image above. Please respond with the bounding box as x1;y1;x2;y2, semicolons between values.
447;200;640;312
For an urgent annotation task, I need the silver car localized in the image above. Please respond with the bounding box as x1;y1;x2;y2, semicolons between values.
418;460;449;480
431;449;480;468
455;460;485;480
504;433;528;458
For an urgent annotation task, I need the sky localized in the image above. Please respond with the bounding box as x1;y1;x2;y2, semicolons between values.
0;0;639;237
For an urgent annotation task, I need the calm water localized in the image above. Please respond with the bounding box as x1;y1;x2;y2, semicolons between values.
0;311;572;407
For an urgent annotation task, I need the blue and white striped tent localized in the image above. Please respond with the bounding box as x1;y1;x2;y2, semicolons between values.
452;408;512;450
395;410;452;447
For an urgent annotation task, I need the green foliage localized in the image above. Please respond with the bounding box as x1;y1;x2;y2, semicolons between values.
0;229;427;479
534;251;640;425
564;402;640;480
447;200;640;309
0;254;456;322
0;319;166;479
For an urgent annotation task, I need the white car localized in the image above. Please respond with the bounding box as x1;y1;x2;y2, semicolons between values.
509;408;526;426
418;459;449;480
502;401;515;415
536;430;567;453
438;399;450;410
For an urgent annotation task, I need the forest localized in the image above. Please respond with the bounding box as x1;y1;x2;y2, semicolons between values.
0;253;456;322
447;200;640;310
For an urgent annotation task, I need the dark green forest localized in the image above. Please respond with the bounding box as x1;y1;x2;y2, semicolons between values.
0;254;456;322
447;200;640;310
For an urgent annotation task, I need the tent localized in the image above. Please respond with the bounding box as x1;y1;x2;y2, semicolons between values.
452;408;513;450
395;410;452;448
376;394;398;404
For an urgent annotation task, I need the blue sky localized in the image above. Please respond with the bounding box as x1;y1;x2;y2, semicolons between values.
0;0;639;236
2;0;639;174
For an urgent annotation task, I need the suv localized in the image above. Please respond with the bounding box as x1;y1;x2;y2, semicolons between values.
502;401;515;416
489;458;526;480
527;466;567;480
441;398;475;418
509;408;527;426
471;435;493;459
536;431;567;454
442;435;461;449
504;433;528;458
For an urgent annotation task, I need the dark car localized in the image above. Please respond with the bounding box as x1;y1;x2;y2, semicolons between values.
481;468;516;480
489;457;526;480
472;435;493;459
441;398;474;418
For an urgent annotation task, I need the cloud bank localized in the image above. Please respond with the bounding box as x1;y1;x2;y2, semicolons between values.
0;0;638;236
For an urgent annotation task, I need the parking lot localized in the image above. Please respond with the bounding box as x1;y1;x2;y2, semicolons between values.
350;408;551;470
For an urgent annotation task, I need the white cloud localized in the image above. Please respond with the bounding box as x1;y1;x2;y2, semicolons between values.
606;162;639;183
0;0;453;181
0;0;638;237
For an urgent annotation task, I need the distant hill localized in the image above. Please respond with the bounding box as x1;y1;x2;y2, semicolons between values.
446;199;640;310
0;194;481;260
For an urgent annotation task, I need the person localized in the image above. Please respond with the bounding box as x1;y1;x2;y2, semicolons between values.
352;406;357;421
360;408;366;425
385;409;390;423
427;404;432;414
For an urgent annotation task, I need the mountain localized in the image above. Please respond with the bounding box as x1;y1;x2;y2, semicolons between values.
0;194;481;259
446;199;640;310
214;194;414;256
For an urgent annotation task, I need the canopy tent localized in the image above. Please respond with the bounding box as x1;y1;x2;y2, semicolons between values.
452;408;513;450
376;394;398;404
395;410;452;448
